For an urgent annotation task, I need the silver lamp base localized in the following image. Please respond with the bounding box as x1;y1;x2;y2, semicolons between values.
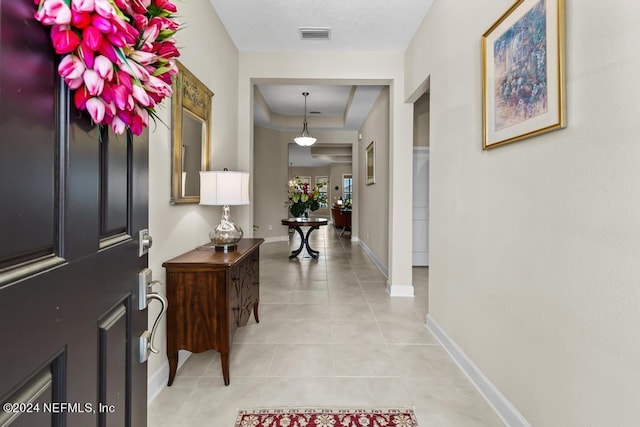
210;205;243;251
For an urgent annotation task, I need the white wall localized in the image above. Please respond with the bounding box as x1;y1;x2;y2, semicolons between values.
238;52;414;295
405;0;640;425
358;87;390;268
253;126;289;240
146;0;239;397
413;93;429;147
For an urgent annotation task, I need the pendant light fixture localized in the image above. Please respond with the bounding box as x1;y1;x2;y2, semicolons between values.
293;92;317;147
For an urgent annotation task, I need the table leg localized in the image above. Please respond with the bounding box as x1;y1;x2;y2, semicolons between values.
167;352;178;386
253;300;260;323
221;351;230;386
289;226;305;259
304;226;320;258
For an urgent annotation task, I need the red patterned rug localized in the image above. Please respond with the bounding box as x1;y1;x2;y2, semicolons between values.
235;408;419;427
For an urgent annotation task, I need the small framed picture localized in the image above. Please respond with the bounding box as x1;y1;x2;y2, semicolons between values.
365;141;375;185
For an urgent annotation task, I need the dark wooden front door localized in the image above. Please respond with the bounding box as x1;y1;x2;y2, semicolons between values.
0;2;149;426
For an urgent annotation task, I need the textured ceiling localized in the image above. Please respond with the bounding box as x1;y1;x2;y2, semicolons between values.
209;0;434;52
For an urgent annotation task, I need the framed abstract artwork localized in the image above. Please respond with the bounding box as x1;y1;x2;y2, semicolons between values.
365;141;375;185
482;0;566;149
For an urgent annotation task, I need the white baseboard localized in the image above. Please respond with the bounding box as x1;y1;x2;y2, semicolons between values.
358;240;388;277
264;235;289;244
426;315;531;427
386;283;415;297
147;360;168;403
147;351;192;404
359;240;414;297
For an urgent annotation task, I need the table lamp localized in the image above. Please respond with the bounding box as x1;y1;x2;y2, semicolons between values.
199;170;250;251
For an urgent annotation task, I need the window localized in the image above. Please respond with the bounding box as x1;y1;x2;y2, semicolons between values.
343;174;352;206
316;176;328;208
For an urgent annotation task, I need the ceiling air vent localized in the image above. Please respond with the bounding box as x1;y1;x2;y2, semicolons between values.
300;27;331;40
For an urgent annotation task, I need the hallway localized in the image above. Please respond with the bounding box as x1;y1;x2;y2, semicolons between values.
148;226;503;426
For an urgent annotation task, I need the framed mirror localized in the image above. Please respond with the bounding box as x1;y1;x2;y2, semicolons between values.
170;61;213;204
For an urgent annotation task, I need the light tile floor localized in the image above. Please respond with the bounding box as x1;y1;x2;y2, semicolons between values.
148;226;504;426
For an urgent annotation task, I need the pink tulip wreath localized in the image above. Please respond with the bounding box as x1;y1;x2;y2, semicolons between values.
34;0;181;135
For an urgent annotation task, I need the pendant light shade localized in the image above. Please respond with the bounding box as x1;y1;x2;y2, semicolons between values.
293;92;317;147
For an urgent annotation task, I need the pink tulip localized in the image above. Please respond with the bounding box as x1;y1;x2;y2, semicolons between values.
51;25;80;54
165;60;178;76
131;84;151;107
115;21;140;45
86;97;106;123
120;59;150;82
144;74;171;97
130;113;144;135
100;81;113;103
156;71;172;85
98;43;121;65
73;87;90;110
35;0;72;25
117;110;132;125
113;0;133;14
116;70;133;91
139;24;159;50
111;116;127;134
93;55;114;80
130;106;149;135
147;90;162;104
149;16;179;32
130;0;150;14
91;14;113;33
112;84;134;111
79;42;95;68
104;100;116;119
135;105;149;127
94;0;115;18
71;12;92;28
155;0;177;13
129;50;156;65
155;41;179;59
68;76;85;89
83;69;104;96
58;54;86;80
132;13;148;30
106;31;127;48
82;26;104;51
71;0;95;13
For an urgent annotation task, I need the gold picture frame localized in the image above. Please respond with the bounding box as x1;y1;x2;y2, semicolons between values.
365;141;375;185
482;0;566;149
170;61;214;204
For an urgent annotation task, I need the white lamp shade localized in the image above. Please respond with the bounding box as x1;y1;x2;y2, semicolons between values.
293;136;317;146
199;171;250;206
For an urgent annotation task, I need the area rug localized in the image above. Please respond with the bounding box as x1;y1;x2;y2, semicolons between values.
235;408;419;427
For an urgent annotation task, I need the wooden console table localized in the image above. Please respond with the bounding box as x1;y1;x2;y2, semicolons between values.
162;238;264;386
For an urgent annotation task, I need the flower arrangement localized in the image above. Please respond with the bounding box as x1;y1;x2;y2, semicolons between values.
34;0;181;135
288;177;326;218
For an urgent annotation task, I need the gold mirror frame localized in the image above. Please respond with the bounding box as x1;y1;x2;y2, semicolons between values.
170;61;213;204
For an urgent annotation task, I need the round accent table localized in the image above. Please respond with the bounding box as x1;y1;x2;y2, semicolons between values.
281;217;328;259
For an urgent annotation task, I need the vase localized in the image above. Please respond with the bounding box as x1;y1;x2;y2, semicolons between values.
290;202;308;218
